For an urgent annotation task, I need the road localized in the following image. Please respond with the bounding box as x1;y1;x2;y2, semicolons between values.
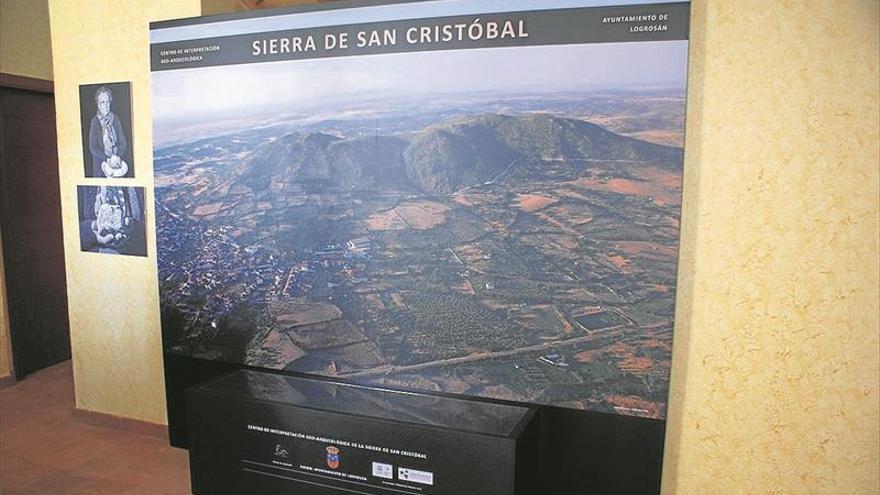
335;329;624;379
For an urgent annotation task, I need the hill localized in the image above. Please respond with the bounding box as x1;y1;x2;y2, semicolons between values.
238;114;682;194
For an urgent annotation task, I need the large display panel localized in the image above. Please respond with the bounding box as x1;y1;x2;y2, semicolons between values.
152;4;690;491
152;0;689;420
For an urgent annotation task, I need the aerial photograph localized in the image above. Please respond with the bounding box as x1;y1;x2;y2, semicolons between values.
153;40;688;418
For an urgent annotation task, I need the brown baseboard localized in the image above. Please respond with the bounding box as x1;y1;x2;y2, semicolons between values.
0;373;15;389
73;408;168;440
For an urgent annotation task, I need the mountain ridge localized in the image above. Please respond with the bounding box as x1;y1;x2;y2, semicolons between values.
239;113;683;194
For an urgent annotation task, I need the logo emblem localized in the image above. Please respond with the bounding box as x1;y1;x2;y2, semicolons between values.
326;446;340;469
274;444;289;459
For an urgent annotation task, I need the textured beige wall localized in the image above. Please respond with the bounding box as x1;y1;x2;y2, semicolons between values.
663;1;879;493
0;0;54;80
47;0;201;423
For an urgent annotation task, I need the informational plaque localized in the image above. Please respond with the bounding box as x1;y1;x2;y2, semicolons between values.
188;370;537;495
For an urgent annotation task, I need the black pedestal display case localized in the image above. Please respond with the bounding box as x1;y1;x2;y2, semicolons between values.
187;370;538;495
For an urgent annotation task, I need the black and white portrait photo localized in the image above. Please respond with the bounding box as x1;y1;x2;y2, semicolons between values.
77;185;147;257
79;82;134;178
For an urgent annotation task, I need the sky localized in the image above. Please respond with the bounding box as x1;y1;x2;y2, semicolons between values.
152;39;689;131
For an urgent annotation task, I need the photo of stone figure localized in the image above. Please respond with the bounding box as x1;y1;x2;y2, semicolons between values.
154;39;688;419
79;82;134;178
78;185;146;256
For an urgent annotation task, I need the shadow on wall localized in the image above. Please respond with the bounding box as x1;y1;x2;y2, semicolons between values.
660;0;706;491
201;0;339;16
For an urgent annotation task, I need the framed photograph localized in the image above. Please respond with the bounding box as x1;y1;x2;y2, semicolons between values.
77;185;147;256
79;82;135;178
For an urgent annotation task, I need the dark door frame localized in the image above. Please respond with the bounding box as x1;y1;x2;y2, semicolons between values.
0;72;56;382
0;73;54;94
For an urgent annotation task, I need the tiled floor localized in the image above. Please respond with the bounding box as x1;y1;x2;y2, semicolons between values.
0;361;190;494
